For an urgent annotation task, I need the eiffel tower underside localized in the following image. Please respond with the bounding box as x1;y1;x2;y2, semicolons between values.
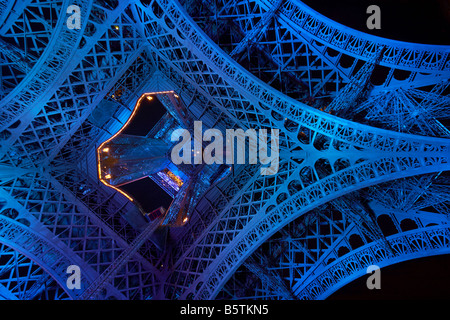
0;0;449;300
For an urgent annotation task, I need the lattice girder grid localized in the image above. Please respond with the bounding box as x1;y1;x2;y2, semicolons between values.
131;0;450;300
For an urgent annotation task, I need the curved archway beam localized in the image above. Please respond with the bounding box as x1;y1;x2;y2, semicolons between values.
0;0;138;168
261;0;450;72
190;0;448;97
0;171;146;300
134;0;450;156
0;215;92;299
0;0;92;129
0;0;33;34
240;193;449;299
295;225;450;299
191;158;449;299
129;0;450;300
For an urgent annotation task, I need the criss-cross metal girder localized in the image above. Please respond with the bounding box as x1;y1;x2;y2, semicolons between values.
0;0;448;300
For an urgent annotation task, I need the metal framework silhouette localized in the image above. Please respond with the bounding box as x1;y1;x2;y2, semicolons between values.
0;0;449;300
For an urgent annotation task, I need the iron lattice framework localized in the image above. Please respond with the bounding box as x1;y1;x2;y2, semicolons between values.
0;0;448;300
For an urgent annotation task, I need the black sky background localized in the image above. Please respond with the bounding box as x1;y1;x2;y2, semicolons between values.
329;255;450;299
117;98;174;211
119;0;450;299
302;0;449;45
306;0;450;299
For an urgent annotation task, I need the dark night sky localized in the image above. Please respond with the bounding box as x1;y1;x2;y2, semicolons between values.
329;254;450;299
117;97;174;211
120;176;173;212
302;0;449;45
305;0;450;299
118;1;449;299
121;97;167;136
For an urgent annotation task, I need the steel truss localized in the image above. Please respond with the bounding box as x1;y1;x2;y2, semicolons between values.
0;0;448;300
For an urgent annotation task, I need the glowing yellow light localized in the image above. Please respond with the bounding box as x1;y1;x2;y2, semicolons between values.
174;94;179;98
97;92;176;203
102;147;110;152
146;96;153;101
183;217;188;223
145;90;175;94
114;25;119;30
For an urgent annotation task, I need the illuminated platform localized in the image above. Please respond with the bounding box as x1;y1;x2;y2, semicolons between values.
97;91;231;226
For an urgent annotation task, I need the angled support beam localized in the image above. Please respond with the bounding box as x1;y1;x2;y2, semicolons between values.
243;254;298;300
78;217;162;300
325;48;384;114
0;37;34;72
230;0;283;59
